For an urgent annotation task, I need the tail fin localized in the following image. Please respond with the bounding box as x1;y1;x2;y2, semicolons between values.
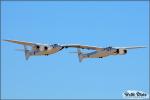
24;45;30;60
77;48;84;62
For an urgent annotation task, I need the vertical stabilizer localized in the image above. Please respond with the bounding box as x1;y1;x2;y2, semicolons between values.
77;48;84;62
24;45;30;60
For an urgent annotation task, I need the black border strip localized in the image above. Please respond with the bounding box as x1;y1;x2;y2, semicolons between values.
0;0;150;1
0;0;149;100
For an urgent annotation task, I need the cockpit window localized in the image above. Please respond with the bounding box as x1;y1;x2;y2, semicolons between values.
53;44;58;46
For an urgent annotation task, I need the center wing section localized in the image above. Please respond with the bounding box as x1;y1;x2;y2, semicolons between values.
63;44;104;51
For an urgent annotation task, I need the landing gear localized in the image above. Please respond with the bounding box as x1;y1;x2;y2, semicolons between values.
45;54;49;56
99;57;103;58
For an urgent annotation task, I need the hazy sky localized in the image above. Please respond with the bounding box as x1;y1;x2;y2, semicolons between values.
1;1;149;99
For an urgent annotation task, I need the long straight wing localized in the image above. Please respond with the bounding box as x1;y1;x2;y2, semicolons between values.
63;44;104;50
3;39;48;47
3;39;36;46
116;46;146;49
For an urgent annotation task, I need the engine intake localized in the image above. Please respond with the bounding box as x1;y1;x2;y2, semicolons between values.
36;45;40;50
124;49;127;54
44;46;48;51
116;49;119;53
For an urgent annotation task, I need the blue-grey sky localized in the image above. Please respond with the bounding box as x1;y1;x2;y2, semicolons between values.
1;1;149;99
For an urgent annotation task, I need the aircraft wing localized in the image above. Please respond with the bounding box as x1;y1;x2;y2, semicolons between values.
116;46;146;49
3;39;37;46
63;44;104;50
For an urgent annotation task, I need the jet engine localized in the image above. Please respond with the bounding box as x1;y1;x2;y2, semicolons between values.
44;46;48;51
35;45;40;50
116;49;127;55
34;45;49;51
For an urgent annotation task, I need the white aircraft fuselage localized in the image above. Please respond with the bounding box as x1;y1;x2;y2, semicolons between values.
78;47;128;62
83;47;122;58
30;45;63;56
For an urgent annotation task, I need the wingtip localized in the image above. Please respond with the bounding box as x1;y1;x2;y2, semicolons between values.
139;46;147;48
2;39;10;42
2;39;19;43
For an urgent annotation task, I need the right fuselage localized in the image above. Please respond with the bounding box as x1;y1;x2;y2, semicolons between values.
82;47;127;58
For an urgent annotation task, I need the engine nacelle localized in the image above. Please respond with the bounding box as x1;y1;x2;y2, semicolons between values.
117;49;127;55
34;45;49;51
35;45;40;50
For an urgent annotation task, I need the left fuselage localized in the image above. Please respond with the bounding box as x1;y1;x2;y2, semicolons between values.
29;45;63;56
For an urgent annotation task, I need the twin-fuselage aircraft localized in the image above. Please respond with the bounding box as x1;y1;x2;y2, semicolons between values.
4;40;146;62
